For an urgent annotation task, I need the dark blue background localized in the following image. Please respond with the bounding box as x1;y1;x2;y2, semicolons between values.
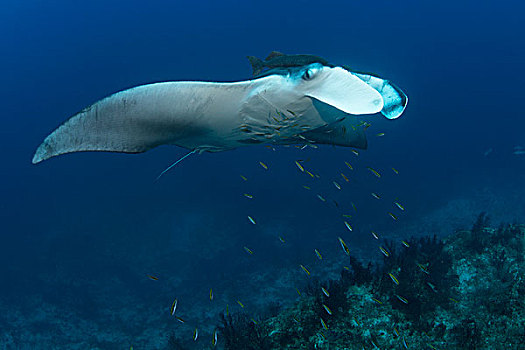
1;0;523;347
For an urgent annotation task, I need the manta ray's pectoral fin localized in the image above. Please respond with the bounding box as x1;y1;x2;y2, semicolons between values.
32;83;194;164
32;82;247;164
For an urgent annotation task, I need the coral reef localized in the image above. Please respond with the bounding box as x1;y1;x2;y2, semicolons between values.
217;214;525;349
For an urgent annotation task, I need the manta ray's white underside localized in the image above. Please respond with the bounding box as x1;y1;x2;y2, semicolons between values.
32;64;407;164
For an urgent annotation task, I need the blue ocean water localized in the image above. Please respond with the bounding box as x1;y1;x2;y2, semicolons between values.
1;0;524;348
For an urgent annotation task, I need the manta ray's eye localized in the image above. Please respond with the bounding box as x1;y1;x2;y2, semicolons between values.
302;68;316;80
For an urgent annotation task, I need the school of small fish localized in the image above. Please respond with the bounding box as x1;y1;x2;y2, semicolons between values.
142;122;419;347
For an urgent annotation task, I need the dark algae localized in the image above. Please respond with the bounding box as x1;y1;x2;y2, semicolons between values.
216;215;525;349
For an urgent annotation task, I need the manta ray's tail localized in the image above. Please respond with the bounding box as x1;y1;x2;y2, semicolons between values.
247;56;264;77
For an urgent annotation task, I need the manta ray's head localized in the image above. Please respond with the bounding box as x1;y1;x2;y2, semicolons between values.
238;63;388;150
289;63;384;115
256;63;385;128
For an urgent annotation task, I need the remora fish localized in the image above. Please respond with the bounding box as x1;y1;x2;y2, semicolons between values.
247;51;330;77
33;54;407;167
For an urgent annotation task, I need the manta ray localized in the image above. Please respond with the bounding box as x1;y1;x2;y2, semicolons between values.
32;52;407;166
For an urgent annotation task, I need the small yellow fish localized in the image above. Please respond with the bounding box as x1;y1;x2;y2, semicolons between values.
341;173;350;182
379;246;390;257
193;328;199;341
401;240;410;248
351;149;359;156
402;336;408;349
247;216;256;225
392;167;399;175
376;132;385;137
226;304;229;316
170;299;178;315
367;167;381;178
278;236;285;243
147;275;159;281
344;161;353;170
371;297;383;305
388;212;398;220
321;287;330;297
394;201;405;211
427;282;437;293
344;221;353;232
371;231;379;239
449;297;459;303
250;318;258;325
295;161;305;172
371;192;381;199
417;263;429;274
388;273;400;285
396;295;408;304
237;300;245;308
292;315;300;323
351;202;357;212
209;288;214;301
343;266;350;270
259;161;268;170
295;287;301;296
243;246;253;255
212;329;218;347
322;304;332;315
333;181;341;190
393;327;400;337
243;193;253;199
299;264;311;276
303;185;311;190
314;249;323;260
175;316;185;323
320;318;329;330
306;171;315;178
338;237;350;255
240;175;248;181
317;194;326;202
342;214;352;218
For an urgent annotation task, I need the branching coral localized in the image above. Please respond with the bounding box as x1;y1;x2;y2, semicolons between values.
215;215;523;350
218;312;271;350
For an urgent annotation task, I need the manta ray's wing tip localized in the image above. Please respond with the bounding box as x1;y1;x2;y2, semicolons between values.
32;141;48;164
31;154;41;164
